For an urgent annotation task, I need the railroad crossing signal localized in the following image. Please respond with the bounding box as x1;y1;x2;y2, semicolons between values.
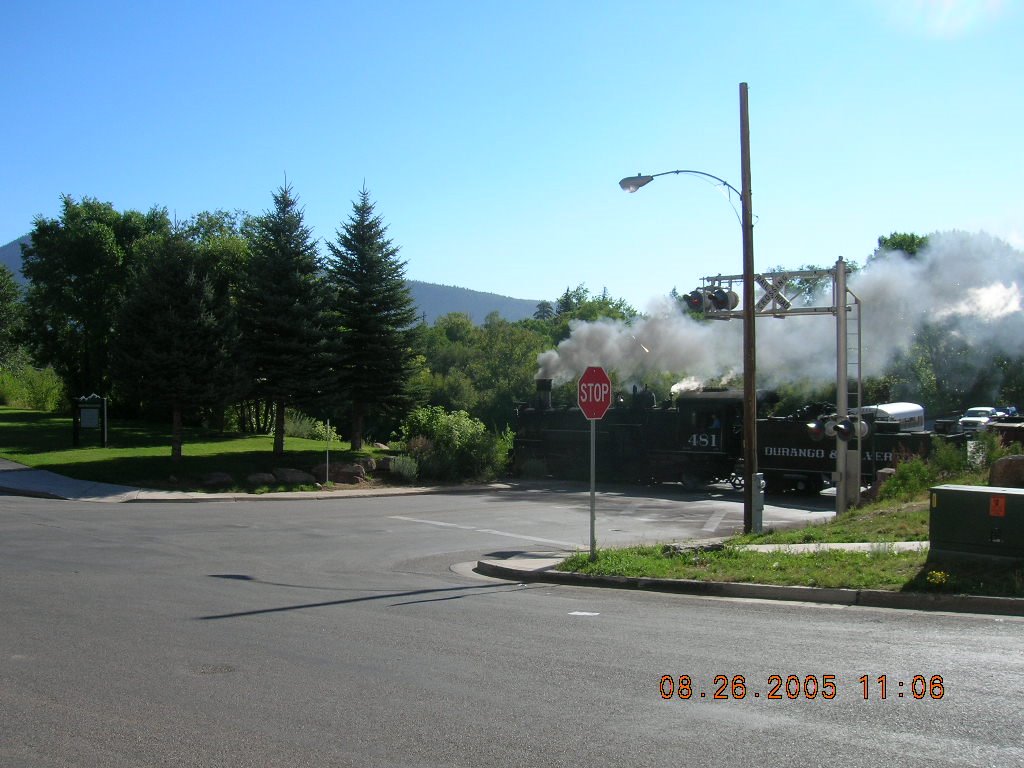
806;416;869;442
578;366;613;420
684;287;739;313
755;273;792;312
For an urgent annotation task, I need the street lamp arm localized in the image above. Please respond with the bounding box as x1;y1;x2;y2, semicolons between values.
619;169;742;198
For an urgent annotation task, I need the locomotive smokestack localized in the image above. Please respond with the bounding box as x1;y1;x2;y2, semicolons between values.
536;378;553;410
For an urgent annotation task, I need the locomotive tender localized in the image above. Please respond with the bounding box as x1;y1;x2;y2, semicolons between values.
514;380;934;493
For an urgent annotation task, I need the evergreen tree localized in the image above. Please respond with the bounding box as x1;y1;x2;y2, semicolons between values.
533;300;554;320
237;184;326;455
113;232;239;461
325;186;419;449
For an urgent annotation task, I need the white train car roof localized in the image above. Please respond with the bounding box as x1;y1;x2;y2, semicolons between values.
854;402;925;428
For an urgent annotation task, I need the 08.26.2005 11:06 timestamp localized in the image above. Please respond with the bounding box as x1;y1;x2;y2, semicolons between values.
659;675;945;701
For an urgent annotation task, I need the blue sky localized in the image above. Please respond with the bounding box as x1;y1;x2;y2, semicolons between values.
2;0;1021;312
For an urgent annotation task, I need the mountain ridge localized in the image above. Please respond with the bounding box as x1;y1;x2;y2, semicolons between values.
1;236;540;325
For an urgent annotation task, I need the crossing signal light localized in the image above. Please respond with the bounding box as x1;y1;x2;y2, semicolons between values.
684;287;739;313
709;288;739;311
806;416;869;442
833;419;855;442
806;419;826;441
684;290;708;312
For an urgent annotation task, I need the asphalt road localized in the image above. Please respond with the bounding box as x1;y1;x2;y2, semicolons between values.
1;487;1021;767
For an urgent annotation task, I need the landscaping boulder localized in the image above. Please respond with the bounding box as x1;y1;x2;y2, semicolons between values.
246;472;277;487
989;455;1024;488
200;471;233;489
312;462;367;484
272;467;317;485
355;456;376;472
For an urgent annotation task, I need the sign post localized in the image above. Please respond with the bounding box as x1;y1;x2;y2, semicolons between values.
578;366;613;561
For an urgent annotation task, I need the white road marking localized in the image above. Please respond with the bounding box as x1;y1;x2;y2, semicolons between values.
569;611;600;616
702;509;730;532
389;515;477;530
389;516;579;548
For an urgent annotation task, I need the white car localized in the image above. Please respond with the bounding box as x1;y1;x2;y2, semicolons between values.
959;407;999;433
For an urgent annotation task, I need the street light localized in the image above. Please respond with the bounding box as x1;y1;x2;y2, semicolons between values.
619;169;741;198
619;83;758;534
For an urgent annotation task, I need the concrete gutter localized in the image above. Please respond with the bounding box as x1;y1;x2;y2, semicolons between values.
0;458;505;503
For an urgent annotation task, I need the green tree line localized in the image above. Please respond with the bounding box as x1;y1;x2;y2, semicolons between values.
4;211;1022;468
7;185;425;459
0;187;640;463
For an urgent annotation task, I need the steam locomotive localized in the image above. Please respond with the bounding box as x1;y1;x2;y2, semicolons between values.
513;380;936;493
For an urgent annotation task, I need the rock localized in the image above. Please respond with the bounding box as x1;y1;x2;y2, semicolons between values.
989;455;1024;488
246;472;277;487
200;471;233;489
376;456;393;472
312;463;366;484
355;456;376;472
272;467;317;485
374;442;390;450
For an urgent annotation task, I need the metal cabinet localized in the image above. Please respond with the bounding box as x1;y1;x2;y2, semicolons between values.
930;485;1024;558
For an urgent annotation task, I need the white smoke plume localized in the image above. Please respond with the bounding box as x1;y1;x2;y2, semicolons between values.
536;231;1024;390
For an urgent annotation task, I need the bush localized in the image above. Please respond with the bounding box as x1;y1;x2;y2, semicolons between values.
390;454;419;482
284;409;317;439
284;409;339;442
0;353;66;412
311;419;340;443
929;436;967;478
970;429;1022;467
399;406;511;481
875;429;1024;502
877;457;933;502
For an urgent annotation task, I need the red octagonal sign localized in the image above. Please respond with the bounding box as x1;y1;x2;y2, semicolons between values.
578;366;612;420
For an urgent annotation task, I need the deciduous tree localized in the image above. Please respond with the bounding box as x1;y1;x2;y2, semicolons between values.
21;195;170;398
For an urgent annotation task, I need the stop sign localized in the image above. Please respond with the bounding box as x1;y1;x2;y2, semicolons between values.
577;366;612;420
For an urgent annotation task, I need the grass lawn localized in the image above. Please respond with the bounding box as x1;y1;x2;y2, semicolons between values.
559;544;1024;597
0;407;386;492
558;492;1024;598
731;500;933;544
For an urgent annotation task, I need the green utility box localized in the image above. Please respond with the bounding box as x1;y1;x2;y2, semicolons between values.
929;485;1024;559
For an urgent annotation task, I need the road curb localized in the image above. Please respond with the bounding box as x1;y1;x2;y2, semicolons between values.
0;473;506;503
0;483;65;501
121;483;505;503
474;560;1024;617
